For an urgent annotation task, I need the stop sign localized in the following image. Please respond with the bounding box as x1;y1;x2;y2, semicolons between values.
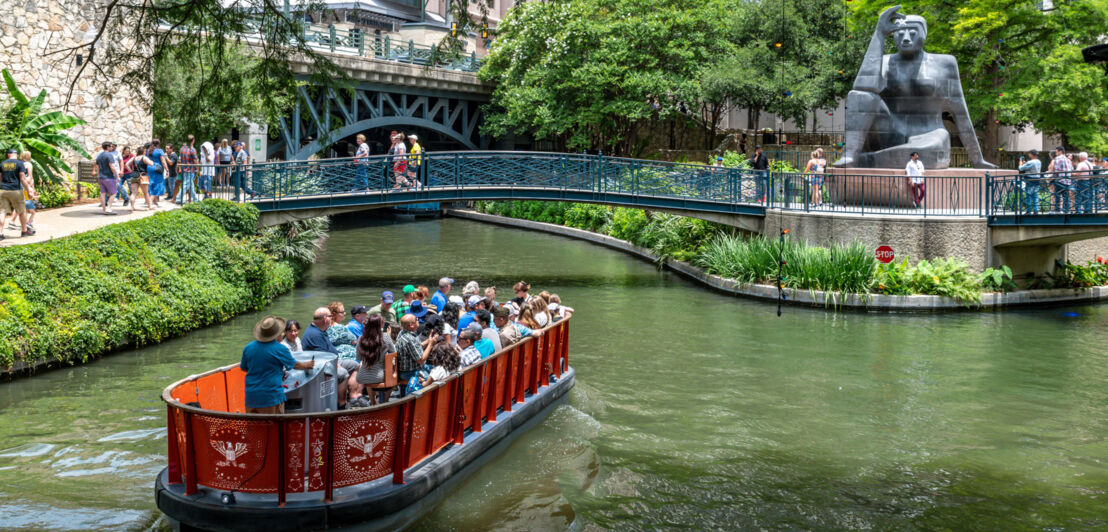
875;245;895;263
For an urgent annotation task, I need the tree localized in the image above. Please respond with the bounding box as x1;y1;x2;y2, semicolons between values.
479;0;736;155
0;70;90;187
152;43;298;143
848;0;1108;157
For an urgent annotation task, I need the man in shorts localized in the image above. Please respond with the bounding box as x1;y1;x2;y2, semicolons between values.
1;148;35;237
95;141;121;215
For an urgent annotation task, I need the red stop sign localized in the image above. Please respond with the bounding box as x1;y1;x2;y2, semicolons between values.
875;245;895;263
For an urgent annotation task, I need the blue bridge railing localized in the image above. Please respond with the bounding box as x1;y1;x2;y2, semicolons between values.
178;152;1108;226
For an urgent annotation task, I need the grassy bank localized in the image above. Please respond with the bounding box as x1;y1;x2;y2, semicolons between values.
474;200;1108;305
0;200;325;372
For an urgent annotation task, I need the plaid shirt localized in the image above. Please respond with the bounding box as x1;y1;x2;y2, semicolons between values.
1053;155;1074;185
459;345;481;367
394;330;422;373
178;146;198;173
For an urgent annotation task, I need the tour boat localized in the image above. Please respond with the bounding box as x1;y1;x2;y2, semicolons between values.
154;318;574;531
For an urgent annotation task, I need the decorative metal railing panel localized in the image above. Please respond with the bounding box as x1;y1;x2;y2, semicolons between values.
986;171;1108;225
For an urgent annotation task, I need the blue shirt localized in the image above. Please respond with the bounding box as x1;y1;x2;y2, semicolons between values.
301;324;337;354
148;148;165;177
474;338;495;359
512;322;534;338
457;311;476;331
431;290;447;312
240;340;297;408
346;320;364;339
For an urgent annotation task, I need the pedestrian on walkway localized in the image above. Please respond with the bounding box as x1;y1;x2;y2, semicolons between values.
147;139;167;208
217;139;233;188
165;143;178;203
199;139;216;199
130;145;154;211
112;143;128;207
407;134;422;186
751;145;769;202
1018;149;1042;213
232;142;256;200
804;150;824;207
1;148;35;237
906;151;925;209
7;151;38;231
95;141;120;215
177;135;199;204
1075;152;1097;214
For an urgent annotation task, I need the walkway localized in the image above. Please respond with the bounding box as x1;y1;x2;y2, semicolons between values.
0;200;180;247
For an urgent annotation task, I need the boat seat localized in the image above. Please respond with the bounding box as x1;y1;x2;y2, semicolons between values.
368;353;398;390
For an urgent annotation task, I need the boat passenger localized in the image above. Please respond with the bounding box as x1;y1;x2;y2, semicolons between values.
531;297;551;328
462;280;480;299
510;280;532;306
431;277;452;312
241;316;314;414
548;294;574;320
518;303;541;330
280;319;303;352
457;295;487;331
419;286;433;307
457;326;482;367
421;340;460;387
325;302;358;360
440;301;461;330
368;291;398;325
469;323;496;359
394;314;424;397
494;306;539;347
474;309;502;354
484;286;498;308
406;299;432;325
347;305;369;338
302;306;358;409
354;315;396;404
394;285;417;318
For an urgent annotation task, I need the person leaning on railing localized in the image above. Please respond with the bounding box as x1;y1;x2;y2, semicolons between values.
1018;149;1042;213
1048;147;1074;213
1074;152;1097;214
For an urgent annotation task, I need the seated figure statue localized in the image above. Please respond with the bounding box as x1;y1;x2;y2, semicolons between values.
834;6;995;170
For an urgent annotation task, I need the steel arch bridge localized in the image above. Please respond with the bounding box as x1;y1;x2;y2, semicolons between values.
272;84;487;161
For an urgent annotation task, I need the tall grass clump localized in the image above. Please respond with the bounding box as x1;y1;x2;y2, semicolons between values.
695;234;876;294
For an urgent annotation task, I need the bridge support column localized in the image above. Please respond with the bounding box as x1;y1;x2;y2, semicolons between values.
989;245;1066;279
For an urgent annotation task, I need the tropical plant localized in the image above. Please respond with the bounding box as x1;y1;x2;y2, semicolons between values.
980;265;1016;292
0;69;90;187
875;258;982;304
258;217;330;268
695;234;876;295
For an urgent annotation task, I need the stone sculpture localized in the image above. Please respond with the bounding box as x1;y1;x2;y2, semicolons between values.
834;6;996;170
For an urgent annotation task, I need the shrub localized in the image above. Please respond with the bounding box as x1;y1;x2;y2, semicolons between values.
0;210;298;369
37;185;73;208
183;199;259;236
258;217;329;275
563;203;611;232
980;266;1017;292
875;258;982;303
695;234;876;295
80;182;100;198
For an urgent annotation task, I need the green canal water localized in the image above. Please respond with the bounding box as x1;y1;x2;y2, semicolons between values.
2;216;1107;530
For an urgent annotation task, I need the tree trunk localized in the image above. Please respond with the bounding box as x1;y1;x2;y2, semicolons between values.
984;108;998;165
668;118;676;150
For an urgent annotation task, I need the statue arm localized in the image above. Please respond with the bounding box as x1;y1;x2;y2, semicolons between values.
942;60;997;169
854;6;903;93
853;32;887;93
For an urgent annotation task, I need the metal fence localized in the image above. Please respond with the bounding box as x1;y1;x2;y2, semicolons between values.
987;171;1108;218
768;172;983;216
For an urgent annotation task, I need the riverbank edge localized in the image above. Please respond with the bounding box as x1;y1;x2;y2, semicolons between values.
445;209;1108;311
1;207;326;379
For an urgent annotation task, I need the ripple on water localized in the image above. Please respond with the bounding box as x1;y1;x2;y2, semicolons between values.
50;449;155;478
0;500;150;530
0;443;56;458
96;427;165;442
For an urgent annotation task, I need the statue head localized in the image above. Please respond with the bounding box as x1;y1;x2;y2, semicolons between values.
893;15;926;55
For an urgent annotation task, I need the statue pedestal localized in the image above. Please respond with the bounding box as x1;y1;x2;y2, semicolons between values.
824;167;1017;212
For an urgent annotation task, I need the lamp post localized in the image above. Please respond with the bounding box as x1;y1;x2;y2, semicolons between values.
77;25;97;66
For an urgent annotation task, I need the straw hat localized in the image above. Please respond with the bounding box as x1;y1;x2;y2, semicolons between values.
253;316;286;342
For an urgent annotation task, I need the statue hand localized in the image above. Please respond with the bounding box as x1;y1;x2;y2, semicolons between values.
877;5;905;37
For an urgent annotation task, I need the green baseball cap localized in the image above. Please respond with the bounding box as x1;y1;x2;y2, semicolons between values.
403;284;416;294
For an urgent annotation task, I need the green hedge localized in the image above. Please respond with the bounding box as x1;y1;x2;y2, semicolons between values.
183;199;259;236
0;208;298;369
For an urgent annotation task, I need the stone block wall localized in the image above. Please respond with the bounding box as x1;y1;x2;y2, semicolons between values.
1;0;151;177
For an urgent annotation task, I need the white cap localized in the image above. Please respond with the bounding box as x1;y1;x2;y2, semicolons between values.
408;134;418;140
448;295;465;306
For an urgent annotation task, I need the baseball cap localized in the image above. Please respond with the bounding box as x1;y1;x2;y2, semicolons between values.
466;323;483;335
716;156;723;161
448;295;465;306
439;277;454;287
381;291;394;303
6;148;16;154
403;284;416;294
467;295;482;307
350;305;369;316
408;134;418;140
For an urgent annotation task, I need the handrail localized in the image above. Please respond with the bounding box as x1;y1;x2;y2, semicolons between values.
986;170;1108;217
163;317;572;497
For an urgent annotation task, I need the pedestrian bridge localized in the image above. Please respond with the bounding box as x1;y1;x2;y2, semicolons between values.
223;152;1108;273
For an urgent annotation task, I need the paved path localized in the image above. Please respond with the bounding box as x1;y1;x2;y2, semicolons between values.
0;199;181;247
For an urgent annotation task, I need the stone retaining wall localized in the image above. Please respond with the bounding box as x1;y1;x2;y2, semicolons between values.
446;209;1108;311
2;0;151;173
